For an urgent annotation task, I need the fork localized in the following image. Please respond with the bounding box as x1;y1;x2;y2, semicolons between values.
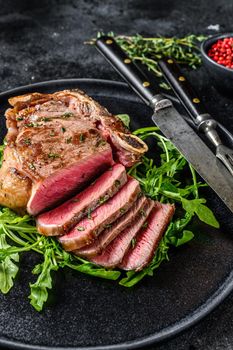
158;58;233;176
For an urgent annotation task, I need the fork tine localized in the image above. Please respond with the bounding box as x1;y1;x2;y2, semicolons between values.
216;152;233;176
216;145;233;176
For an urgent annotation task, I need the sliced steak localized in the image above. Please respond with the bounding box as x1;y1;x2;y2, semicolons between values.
75;194;148;258
36;164;127;236
90;198;154;268
59;177;141;251
119;202;175;271
1;89;147;214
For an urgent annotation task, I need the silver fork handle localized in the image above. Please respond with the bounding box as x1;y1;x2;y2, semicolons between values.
198;117;223;148
196;114;223;148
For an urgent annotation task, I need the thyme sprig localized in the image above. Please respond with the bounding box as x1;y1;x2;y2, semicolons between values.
90;33;207;89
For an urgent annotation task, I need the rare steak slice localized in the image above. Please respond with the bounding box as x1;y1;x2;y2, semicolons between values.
119;202;175;271
59;177;141;251
90;198;154;268
36;164;127;236
75;194;148;258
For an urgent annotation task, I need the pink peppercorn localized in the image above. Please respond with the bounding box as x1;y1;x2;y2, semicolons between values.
208;37;233;69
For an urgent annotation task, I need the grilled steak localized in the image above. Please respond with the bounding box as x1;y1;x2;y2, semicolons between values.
90;198;154;268
36;164;127;236
59;177;141;251
119;202;175;271
1;90;147;214
75;194;148;258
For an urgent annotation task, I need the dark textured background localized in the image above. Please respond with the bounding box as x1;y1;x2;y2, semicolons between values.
0;0;233;349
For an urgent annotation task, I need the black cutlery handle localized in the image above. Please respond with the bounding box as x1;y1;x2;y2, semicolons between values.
158;58;207;125
96;36;159;107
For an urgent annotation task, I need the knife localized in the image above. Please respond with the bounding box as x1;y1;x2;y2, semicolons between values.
158;58;233;176
95;36;233;213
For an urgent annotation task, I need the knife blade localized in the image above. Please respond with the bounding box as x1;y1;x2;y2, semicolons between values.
95;36;233;213
158;58;233;176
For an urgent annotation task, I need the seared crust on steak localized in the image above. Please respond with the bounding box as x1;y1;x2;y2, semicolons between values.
0;147;31;214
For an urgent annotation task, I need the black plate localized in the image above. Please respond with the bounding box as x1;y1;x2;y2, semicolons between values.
0;79;233;350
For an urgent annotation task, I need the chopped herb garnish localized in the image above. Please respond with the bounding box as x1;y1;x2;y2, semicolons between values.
79;134;85;142
66;137;72;144
42;117;51;122
25;123;35;127
49;131;56;137
131;238;136;248
16;117;23;121
61;127;66;133
28;162;36;170
61;112;74;119
96;139;107;147
98;196;107;205
24;138;31;145
87;208;92;219
120;208;126;214
77;226;85;231
140;209;146;217
114;180;121;187
104;223;112;229
72;198;79;203
48;153;60;159
142;221;148;229
25;122;40;128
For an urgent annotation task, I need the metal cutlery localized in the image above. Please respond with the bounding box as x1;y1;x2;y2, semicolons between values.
158;58;233;176
95;36;233;213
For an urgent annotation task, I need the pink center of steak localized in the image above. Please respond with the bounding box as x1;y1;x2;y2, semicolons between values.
27;144;113;216
36;164;127;236
90;198;154;268
75;194;148;258
119;202;175;271
59;177;141;251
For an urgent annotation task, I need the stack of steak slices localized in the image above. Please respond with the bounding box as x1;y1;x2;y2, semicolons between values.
37;166;175;270
0;89;175;270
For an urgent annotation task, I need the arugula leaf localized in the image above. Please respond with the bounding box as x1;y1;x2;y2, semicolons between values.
181;198;219;228
165;212;193;247
29;248;58;312
0;230;19;294
66;260;121;280
116;114;130;128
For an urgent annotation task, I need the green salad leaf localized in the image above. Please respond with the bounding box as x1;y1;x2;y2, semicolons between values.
181;198;220;228
116;114;130;128
29;248;58;311
0;228;19;294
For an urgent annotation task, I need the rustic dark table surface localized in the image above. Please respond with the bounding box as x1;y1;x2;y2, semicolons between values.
0;0;233;349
